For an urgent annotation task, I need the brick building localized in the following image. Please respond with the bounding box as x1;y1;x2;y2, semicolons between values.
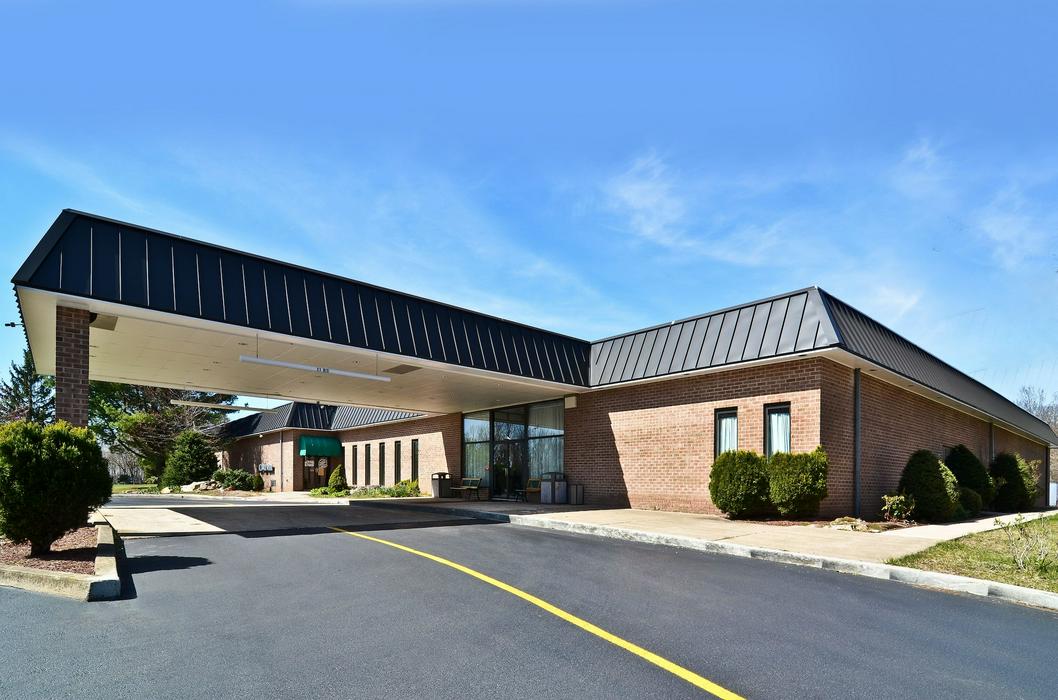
13;210;1057;516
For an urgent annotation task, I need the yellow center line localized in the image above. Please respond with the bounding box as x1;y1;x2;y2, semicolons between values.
329;526;745;699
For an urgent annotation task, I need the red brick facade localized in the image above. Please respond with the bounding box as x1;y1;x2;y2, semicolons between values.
218;356;1051;512
565;359;823;513
54;306;91;427
220;414;462;494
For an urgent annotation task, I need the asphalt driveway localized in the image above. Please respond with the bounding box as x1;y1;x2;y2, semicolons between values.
2;496;1056;699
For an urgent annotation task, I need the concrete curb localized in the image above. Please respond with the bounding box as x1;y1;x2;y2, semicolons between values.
0;522;122;601
353;500;1058;613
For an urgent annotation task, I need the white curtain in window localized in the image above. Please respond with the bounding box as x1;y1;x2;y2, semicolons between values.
718;414;738;453
768;409;791;456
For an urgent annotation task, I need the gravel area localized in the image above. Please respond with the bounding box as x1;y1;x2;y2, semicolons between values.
0;526;97;575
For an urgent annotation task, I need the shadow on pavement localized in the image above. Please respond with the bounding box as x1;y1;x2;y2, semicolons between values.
126;554;212;574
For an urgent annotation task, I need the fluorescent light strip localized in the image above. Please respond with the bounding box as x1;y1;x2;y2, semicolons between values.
238;355;392;383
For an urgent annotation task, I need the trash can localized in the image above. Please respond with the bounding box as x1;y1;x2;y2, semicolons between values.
431;472;452;498
568;484;584;506
540;472;567;505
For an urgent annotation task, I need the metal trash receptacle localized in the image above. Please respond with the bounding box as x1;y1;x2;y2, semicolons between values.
540;471;567;505
568;484;584;506
431;472;452;498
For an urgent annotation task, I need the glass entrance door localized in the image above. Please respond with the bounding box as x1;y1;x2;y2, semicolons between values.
491;441;526;500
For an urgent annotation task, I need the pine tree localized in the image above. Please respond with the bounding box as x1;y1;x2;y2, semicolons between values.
0;347;54;424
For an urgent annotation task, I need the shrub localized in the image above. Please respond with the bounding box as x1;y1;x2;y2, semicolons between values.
1016;453;1042;505
767;447;828;518
144;475;158;485
161;431;218;488
991;452;1032;512
251;474;265;492
211;468;254;490
944;445;994;505
881;493;915;523
0;421;112;555
958;486;982;518
309;486;349;498
708;450;771;518
387;479;420;498
897;450;959;522
116;474;132;484
328;465;348;491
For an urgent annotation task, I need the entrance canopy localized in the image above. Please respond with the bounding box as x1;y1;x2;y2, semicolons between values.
13;210;587;415
298;435;342;457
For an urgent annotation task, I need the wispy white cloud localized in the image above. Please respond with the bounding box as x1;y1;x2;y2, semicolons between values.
974;186;1053;270
888;137;953;202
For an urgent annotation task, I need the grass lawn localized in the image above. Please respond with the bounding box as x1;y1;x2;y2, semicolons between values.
889;514;1058;593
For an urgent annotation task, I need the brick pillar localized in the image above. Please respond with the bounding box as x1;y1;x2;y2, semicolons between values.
55;306;91;427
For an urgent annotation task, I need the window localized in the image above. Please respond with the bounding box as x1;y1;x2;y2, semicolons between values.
364;444;372;485
463;410;491;484
462;400;565;492
411;439;419;481
379;442;386;485
715;408;738;457
394;441;402;482
765;404;791;457
351;445;358;485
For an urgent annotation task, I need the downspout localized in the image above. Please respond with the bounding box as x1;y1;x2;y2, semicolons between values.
853;368;862;518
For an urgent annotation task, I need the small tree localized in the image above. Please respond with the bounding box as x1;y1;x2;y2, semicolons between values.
160;431;218;487
328;464;348;491
0;421;111;555
0;348;54;424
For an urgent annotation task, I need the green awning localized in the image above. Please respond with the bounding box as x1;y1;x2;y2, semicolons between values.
298;435;342;457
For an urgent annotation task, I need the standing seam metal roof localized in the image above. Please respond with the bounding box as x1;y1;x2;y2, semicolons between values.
218;402;420;440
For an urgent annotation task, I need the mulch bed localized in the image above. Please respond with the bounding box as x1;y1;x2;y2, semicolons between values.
0;526;97;575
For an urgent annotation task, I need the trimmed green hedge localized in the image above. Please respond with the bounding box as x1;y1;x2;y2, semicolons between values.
898;450;959;522
958;486;982;517
768;447;829;518
709;450;770;518
944;444;994;506
991;452;1034;512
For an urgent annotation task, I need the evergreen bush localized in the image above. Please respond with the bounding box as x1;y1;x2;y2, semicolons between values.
767;447;829;518
944;444;994;506
897;450;959;522
708;450;771;518
160;431;218;488
0;421;112;555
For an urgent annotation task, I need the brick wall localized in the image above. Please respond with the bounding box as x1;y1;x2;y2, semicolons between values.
55;306;91;427
834;371;1052;517
219;430;296;492
336;414;462;491
818;361;856;517
565;359;823;513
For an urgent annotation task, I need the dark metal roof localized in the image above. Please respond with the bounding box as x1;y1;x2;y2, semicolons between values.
13;210;590;386
821;291;1058;446
218;402;420;440
589;288;839;386
587;286;1056;446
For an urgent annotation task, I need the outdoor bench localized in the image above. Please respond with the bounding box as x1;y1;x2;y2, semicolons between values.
449;477;482;500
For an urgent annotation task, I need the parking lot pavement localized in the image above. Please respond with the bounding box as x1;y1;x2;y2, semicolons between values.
3;499;1057;699
100;495;477;536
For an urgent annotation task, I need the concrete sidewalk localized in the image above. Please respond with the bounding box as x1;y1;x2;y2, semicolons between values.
362;499;1058;563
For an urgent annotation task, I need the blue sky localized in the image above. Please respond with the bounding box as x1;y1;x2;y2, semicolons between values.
1;0;1057;406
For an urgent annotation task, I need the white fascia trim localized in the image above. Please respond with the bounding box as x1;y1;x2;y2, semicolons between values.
21;287;586;394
